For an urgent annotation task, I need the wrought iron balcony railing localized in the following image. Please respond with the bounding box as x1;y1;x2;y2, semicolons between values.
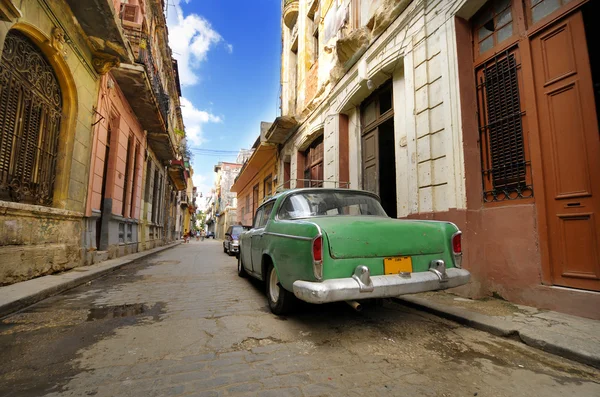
122;27;169;130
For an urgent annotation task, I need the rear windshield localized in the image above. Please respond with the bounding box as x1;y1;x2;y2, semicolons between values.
278;191;387;220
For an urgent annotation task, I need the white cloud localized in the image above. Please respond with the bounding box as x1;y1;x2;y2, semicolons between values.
180;97;221;146
167;0;231;86
190;170;212;204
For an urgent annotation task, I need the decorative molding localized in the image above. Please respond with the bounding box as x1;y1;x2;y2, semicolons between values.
92;52;120;75
45;26;68;59
0;0;22;22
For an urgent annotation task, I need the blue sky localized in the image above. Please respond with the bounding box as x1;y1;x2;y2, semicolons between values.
166;0;282;197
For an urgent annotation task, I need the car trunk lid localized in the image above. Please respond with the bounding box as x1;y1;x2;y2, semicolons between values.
312;216;447;259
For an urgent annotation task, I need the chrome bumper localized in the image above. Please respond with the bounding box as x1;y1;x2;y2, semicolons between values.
292;266;470;304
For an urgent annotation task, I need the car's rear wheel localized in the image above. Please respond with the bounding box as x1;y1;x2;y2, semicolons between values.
266;264;295;315
237;253;247;278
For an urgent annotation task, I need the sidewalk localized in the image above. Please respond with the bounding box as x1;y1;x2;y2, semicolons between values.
0;241;181;319
394;291;600;369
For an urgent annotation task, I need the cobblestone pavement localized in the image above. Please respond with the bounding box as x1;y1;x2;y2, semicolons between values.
1;240;599;397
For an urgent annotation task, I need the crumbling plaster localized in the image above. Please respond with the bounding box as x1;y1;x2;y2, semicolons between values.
281;0;467;217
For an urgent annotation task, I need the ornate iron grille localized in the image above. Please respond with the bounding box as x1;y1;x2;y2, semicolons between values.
476;50;533;202
0;31;62;205
137;34;169;130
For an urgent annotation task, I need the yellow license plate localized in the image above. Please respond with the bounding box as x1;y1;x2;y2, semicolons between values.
384;256;412;275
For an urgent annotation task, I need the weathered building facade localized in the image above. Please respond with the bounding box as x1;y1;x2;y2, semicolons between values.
0;0;191;284
0;0;132;284
231;126;278;227
84;0;188;260
213;161;242;239
271;0;600;319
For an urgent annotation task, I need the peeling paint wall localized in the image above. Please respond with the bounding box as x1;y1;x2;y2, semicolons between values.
0;0;100;284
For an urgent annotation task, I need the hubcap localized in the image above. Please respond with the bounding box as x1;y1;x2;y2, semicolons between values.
269;268;280;303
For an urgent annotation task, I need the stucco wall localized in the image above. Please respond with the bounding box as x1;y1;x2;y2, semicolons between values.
0;0;99;284
236;156;277;226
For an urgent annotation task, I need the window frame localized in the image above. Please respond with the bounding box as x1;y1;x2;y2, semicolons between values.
264;174;272;198
0;30;63;206
471;1;534;204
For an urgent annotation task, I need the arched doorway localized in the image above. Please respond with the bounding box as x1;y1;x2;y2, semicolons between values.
0;30;62;205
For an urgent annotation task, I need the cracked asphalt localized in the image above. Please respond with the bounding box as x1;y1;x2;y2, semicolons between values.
1;240;599;397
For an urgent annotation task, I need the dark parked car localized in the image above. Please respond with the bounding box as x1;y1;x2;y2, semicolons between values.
206;231;215;239
223;225;245;257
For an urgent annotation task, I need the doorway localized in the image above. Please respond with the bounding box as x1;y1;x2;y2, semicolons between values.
361;81;397;217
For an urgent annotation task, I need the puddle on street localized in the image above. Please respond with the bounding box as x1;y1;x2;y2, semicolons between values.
87;302;165;322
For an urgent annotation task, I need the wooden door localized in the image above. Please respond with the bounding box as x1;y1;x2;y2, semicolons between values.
362;129;379;195
531;11;600;291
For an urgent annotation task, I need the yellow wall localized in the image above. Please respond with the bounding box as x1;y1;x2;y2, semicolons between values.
236;155;277;226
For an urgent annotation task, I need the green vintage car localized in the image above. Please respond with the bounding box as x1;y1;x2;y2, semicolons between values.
237;188;470;314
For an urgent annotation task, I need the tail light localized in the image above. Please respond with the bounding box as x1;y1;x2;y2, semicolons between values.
312;235;323;280
452;231;463;268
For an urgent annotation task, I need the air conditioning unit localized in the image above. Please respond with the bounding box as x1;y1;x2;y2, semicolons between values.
121;4;138;23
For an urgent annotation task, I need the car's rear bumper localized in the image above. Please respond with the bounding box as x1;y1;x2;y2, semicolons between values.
292;267;470;304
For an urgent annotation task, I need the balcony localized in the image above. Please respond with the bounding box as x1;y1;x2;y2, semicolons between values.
64;0;132;64
283;0;298;29
168;159;187;191
180;193;189;208
112;31;176;162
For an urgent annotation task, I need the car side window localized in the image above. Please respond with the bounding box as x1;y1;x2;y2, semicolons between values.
253;208;264;229
259;202;275;228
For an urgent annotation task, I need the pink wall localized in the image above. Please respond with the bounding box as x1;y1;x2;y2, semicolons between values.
86;74;146;220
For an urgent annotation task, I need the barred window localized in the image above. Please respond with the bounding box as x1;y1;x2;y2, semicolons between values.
476;49;533;202
0;31;62;205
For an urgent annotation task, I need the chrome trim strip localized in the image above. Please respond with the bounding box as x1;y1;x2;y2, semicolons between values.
263;232;313;241
293;268;471;304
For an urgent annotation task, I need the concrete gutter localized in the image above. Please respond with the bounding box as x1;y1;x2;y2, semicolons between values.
394;295;600;369
0;242;181;319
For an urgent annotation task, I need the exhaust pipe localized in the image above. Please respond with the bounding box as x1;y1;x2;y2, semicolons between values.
345;300;362;312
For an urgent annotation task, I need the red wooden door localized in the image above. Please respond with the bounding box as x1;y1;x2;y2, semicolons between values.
531;11;600;291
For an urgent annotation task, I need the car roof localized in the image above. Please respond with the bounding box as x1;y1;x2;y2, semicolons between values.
257;188;381;209
273;188;380;201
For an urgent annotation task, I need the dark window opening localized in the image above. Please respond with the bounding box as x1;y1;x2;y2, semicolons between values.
151;168;159;223
473;0;514;55
379;88;392;115
122;136;132;217
130;142;140;218
583;1;600;130
264;174;272;198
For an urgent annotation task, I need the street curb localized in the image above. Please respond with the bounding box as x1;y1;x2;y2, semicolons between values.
0;242;181;319
393;295;600;369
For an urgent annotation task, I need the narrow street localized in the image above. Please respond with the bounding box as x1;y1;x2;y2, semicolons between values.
1;241;598;397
